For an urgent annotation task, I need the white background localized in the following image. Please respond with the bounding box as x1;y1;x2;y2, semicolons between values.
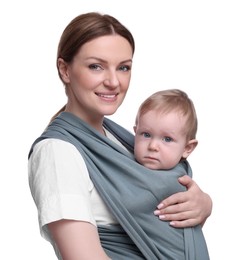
1;0;236;259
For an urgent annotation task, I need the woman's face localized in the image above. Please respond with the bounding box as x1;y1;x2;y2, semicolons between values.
60;35;133;126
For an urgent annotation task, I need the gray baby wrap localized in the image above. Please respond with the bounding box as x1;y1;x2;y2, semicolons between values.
29;112;209;260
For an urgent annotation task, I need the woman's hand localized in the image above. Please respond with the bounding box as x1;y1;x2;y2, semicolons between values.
154;175;212;228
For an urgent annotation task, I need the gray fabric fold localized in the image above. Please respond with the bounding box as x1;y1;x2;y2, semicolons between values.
29;112;209;260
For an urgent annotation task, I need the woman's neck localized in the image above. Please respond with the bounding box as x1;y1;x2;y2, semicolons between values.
65;105;105;135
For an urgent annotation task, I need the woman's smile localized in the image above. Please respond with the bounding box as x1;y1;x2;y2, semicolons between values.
62;34;133;123
95;92;119;102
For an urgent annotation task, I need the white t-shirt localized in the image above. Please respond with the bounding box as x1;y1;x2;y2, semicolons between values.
28;129;126;244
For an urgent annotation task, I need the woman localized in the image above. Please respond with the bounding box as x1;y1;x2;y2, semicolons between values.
28;12;212;259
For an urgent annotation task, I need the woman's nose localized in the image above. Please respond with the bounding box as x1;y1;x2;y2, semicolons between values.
103;71;120;88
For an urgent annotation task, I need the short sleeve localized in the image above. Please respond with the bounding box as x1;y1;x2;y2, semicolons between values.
28;138;96;241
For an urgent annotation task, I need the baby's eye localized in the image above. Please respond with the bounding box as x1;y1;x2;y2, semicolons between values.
142;132;151;138
119;65;131;72
89;64;103;71
162;136;173;142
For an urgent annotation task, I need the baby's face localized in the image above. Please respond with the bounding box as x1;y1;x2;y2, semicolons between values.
134;110;188;170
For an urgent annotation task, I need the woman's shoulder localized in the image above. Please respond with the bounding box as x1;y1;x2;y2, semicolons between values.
29;138;86;167
34;138;77;150
29;138;91;185
33;138;77;153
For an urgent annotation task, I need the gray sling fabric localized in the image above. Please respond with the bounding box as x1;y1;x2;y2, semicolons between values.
29;112;209;260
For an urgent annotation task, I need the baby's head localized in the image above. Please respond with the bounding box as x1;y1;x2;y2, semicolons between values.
134;89;198;170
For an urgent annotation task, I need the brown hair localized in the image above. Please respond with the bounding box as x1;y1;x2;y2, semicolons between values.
135;89;198;140
57;12;135;82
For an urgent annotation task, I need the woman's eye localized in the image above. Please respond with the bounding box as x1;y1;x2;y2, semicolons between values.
119;65;131;72
89;64;103;70
163;136;173;142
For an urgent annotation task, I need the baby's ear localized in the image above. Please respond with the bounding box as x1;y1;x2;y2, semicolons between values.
133;125;137;133
183;139;198;158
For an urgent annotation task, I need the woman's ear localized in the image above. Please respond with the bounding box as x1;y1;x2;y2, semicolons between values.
182;139;198;159
58;58;70;83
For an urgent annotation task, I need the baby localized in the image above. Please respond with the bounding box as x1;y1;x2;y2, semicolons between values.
134;89;198;170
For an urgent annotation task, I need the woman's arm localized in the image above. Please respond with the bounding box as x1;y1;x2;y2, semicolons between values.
48;220;111;260
154;175;212;228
